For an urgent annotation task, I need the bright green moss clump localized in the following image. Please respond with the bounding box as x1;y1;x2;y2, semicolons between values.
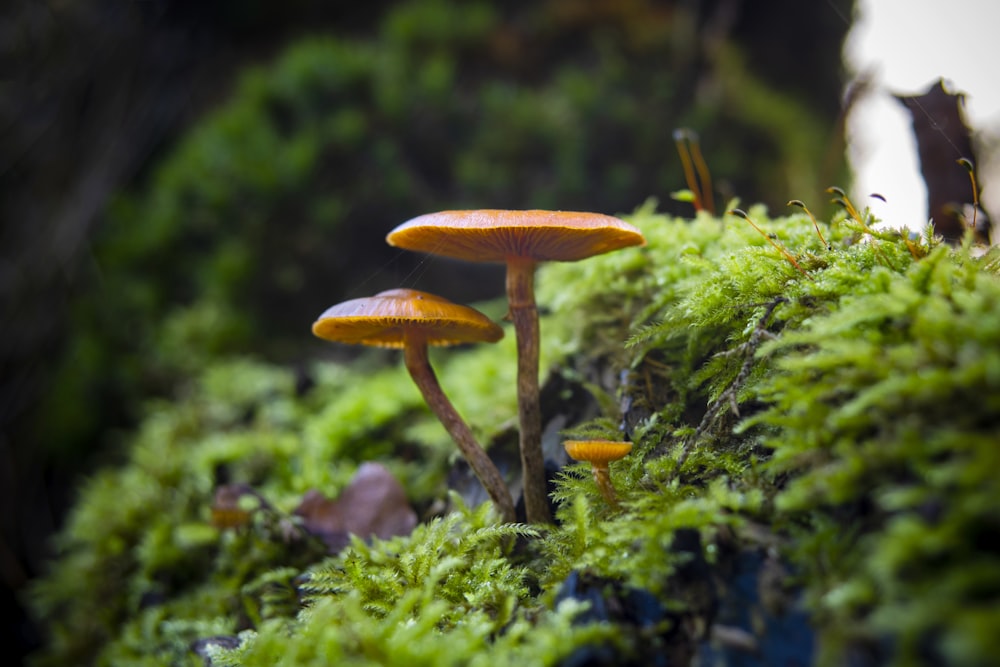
211;501;616;667
753;245;1000;664
30;205;1000;666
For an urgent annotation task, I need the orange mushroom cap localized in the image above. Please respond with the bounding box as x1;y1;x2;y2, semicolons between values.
386;210;646;263
312;288;503;348
563;439;633;466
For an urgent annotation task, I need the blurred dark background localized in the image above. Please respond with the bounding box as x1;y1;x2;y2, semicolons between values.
1;0;854;660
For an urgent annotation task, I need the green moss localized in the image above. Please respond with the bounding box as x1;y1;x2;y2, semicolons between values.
215;589;609;667
30;203;1000;666
748;244;1000;664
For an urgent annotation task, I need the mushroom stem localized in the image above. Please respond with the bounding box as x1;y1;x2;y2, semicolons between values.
506;258;552;524
403;338;517;523
591;464;619;508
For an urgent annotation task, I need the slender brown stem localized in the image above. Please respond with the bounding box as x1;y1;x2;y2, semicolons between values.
729;209;813;281
403;339;516;523
674;130;703;212
591;464;619;508
506;258;552;524
688;134;715;215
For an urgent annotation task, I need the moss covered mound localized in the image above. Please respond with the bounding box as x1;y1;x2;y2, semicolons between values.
29;204;1000;666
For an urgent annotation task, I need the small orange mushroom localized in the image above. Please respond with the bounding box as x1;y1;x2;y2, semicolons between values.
387;210;645;524
312;288;516;523
563;439;633;507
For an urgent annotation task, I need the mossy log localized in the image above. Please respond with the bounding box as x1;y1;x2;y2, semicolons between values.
28;204;1000;667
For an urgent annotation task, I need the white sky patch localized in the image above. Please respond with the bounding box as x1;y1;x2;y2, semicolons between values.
845;0;1000;231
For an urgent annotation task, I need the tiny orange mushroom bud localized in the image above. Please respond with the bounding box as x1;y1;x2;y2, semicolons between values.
210;483;272;530
563;439;633;507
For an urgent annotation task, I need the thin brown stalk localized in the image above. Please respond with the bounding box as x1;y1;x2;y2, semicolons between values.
505;258;552;524
404;338;516;523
